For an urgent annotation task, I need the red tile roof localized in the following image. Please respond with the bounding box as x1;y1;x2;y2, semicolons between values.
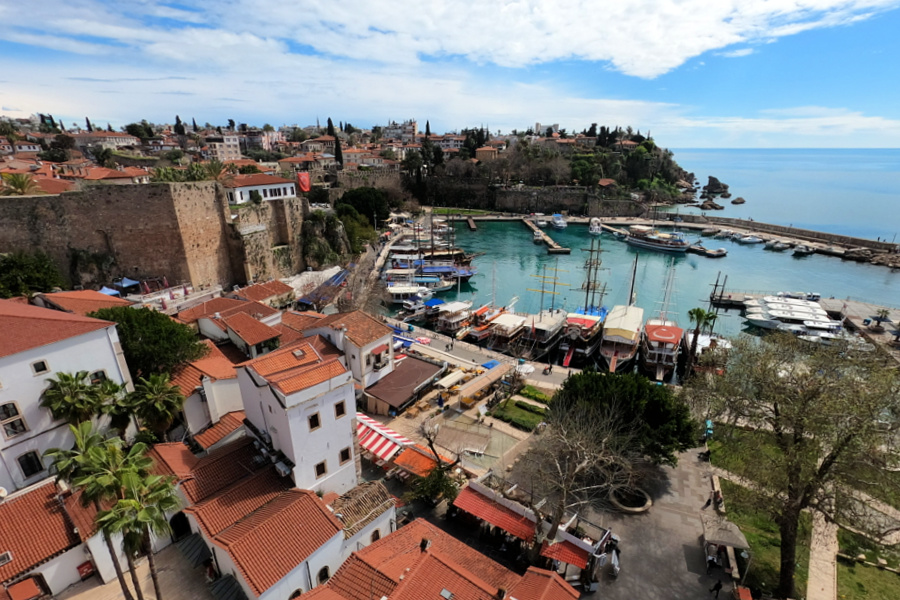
183;465;292;539
0;482;80;583
280;310;327;333
233;281;294;303
272;358;347;395
169;340;237;393
61;490;115;542
453;486;535;540
212;489;342;596
392;444;453;478
148;442;200;479
176;297;277;326
0;299;113;359
180;438;266;503
242;337;347;395
222;173;294;188
306;519;522;600
38;289;132;316
222;312;280;346
33;178;75;194
272;323;304;344
193;411;246;449
308;310;392;347
539;540;589;569
508;567;580;600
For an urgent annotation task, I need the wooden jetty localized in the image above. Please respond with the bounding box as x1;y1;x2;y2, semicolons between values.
467;217;477;231
521;218;571;254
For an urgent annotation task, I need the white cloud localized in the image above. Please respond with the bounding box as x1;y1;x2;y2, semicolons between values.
718;48;755;58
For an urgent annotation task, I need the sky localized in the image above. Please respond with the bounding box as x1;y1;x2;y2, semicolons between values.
2;0;900;147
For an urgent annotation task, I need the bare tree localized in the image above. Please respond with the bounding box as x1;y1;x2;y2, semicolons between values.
405;418;463;504
684;333;900;599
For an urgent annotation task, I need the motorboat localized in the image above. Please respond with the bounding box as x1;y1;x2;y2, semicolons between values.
624;225;690;253
387;285;433;304
700;228;720;236
713;229;734;239
533;229;544;243
735;235;764;244
589;217;603;235
688;244;727;258
551;214;568;229
793;245;814;257
773;242;791;251
533;213;549;228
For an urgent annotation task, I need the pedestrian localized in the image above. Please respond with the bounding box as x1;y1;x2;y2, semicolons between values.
702;490;714;509
713;490;724;510
709;580;722;598
706;554;717;575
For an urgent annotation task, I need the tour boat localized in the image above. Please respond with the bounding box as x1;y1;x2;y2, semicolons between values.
558;238;608;367
387;285;433;304
598;256;643;373
517;309;568;362
624;225;690;253
434;301;474;335
485;313;528;353
640;261;683;382
589;217;603;235
551;214;568;229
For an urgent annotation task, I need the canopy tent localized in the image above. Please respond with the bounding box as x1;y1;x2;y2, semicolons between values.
356;413;413;462
114;277;141;289
481;360;501;370
700;513;750;549
435;370;468;389
603;305;644;343
98;286;121;296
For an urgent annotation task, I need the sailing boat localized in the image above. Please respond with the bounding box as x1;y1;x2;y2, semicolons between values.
516;262;569;361
640;258;684;382
559;237;609;367
464;263;506;342
598;255;644;373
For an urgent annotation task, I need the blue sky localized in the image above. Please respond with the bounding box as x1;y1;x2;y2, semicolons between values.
2;0;900;147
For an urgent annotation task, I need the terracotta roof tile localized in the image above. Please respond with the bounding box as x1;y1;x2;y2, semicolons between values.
61;490;114;542
180;438;266;503
213;489;342;596
508;567;580;600
272;323;304;344
330;481;394;538
309;310;392;347
37;290;133;316
233;281;294;303
0;481;80;583
148;443;200;479
453;486;535;540
169;340;237;393
392;444;453;478
33;178;75;194
183;465;291;538
388;549;501;600
222;312;280;346
539;540;589;569
280;310;327;333
0;299;114;359
193;411;246;449
270;358;347;395
176;297;250;324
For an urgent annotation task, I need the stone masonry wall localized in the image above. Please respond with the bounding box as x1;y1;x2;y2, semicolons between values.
170;182;239;289
495;187;643;217
229;196;308;283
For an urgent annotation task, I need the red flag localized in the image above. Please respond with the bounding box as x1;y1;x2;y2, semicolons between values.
297;172;311;193
163;275;169;288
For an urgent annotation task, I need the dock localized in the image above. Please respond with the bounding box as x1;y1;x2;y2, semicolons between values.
467;217;477;231
521;218;571;254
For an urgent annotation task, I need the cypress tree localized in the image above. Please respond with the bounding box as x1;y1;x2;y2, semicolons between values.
85;117;93;132
192;118;198;132
334;137;343;168
425;120;431;138
326;118;336;138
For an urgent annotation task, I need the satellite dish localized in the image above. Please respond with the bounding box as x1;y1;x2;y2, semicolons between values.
0;487;8;500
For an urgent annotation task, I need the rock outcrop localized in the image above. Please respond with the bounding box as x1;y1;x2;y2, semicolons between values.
301;213;352;270
700;199;724;210
731;197;746;205
702;176;729;195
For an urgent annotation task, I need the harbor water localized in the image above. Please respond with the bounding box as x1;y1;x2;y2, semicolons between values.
434;220;899;339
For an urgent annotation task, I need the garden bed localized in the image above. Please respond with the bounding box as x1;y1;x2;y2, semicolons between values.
487;399;546;431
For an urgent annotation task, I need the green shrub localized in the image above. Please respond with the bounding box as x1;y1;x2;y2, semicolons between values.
519;385;552;404
514;400;547;416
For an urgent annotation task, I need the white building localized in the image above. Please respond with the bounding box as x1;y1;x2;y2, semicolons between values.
223;173;297;204
382;119;418;142
0;300;132;493
204;135;241;162
71;131;141;150
302;310;396;389
236;336;358;494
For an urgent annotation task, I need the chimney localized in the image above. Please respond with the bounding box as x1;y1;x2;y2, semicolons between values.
496;589;506;600
419;538;430;553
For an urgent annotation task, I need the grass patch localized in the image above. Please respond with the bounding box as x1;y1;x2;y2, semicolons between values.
838;529;900;567
707;424;778;477
431;207;492;216
487;398;545;431
519;385;552;405
837;557;900;599
720;479;811;595
848;463;900;512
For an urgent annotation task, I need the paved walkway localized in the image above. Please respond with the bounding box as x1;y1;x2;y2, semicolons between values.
56;544;213;600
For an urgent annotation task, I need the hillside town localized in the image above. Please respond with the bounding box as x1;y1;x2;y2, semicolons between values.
1;110;900;600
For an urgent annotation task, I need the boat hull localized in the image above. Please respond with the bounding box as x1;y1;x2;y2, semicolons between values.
625;237;689;253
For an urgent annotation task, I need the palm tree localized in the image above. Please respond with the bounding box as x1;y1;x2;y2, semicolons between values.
43;423;136;600
874;308;891;329
0;172;42;196
130;374;185;442
41;371;103;425
203;159;233;182
98;473;180;600
687;307;718;373
76;440;153;600
98;379;135;438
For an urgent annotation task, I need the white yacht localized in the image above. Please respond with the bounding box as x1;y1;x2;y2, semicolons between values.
589;217;603;235
551;213;568;229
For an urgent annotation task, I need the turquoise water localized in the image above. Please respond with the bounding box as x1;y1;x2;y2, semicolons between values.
671;149;900;241
437;221;899;338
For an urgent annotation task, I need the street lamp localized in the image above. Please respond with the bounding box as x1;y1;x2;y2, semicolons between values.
740;550;753;587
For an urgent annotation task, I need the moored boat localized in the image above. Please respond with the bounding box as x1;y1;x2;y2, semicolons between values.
533;229;544;243
551;213;568;229
589;217;603;235
688;244;727;258
624;225;690;253
793;245;814;257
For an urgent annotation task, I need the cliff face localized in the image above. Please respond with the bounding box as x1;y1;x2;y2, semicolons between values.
301;213;352;269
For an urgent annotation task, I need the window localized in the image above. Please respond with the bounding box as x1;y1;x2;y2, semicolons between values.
1;403;27;439
308;412;321;431
31;360;49;375
315;461;327;478
263;188;268;198
18;451;44;478
317;567;330;584
89;370;107;385
289;590;303;600
334;401;346;418
371;529;381;543
340;447;351;465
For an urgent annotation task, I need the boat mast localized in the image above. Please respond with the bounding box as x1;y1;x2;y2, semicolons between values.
627;254;639;306
659;257;676;321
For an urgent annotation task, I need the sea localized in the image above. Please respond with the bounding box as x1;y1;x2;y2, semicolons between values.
423;149;900;338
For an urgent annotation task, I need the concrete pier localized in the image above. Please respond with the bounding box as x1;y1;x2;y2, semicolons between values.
520;218;571;254
466;216;477;231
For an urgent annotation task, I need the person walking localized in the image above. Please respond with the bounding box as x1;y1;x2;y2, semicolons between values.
709;580;723;598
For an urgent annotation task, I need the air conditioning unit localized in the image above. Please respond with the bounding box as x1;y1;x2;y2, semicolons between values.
274;462;291;477
0;551;12;567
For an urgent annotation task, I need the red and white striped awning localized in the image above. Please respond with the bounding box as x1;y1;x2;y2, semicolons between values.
356;413;413;461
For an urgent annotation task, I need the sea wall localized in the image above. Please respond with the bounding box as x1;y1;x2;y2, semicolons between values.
705;216;897;251
494;187;643;217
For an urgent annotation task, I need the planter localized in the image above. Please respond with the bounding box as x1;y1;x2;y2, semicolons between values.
609;486;652;514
